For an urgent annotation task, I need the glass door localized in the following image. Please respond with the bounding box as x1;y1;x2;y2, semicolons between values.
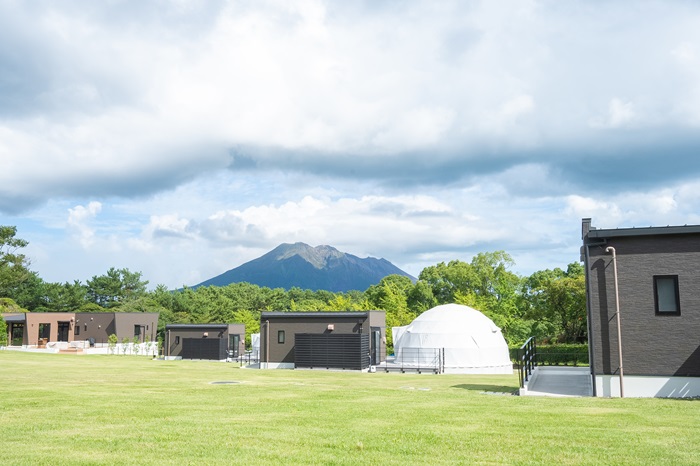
11;323;24;346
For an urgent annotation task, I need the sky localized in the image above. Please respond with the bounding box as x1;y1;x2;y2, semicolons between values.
2;0;700;290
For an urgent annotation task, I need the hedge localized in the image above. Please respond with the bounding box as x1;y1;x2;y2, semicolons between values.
509;343;589;367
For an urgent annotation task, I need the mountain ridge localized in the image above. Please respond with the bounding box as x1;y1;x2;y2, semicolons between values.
194;242;415;292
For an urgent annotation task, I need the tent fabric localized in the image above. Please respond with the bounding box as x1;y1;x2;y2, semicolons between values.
391;326;407;350
393;303;512;374
251;333;260;359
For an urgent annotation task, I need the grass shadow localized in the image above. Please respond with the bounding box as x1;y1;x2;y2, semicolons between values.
452;383;519;394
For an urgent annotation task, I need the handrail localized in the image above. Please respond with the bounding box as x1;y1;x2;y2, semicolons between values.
518;337;537;389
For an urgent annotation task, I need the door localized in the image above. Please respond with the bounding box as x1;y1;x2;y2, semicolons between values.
134;325;145;342
57;322;70;342
11;323;24;346
229;334;240;358
371;329;381;365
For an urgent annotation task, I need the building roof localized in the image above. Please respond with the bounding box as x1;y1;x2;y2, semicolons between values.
165;323;233;330
261;311;374;319
1;313;27;322
585;218;700;240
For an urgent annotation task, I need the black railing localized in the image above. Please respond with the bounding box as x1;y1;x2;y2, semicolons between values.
518;337;537;389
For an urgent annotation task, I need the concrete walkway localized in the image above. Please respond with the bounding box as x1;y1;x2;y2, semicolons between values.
520;366;592;397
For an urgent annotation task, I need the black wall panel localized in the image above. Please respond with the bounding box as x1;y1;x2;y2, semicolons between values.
295;333;369;370
182;338;227;360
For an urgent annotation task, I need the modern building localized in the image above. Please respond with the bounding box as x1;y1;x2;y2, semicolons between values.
259;311;386;370
3;312;158;348
581;218;700;397
164;323;245;361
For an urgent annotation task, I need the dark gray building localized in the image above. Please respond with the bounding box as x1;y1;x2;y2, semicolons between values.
165;323;245;361
259;311;386;370
75;312;159;345
582;218;700;397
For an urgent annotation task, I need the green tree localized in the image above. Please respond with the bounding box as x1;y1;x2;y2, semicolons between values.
366;275;416;349
406;280;437;314
0;315;7;347
0;297;29;313
35;280;88;312
232;309;260;347
0;226;33;300
418;252;525;343
523;262;587;343
86;268;148;308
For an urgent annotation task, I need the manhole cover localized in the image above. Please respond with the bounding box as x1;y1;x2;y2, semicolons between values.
210;381;240;385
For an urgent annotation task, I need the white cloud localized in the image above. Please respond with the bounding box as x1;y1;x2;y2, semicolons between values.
67;201;102;247
4;1;700;290
589;98;637;129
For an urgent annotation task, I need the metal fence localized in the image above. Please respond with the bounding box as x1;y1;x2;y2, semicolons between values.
385;347;444;373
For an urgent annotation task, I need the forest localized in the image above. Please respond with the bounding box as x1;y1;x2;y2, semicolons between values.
0;225;586;348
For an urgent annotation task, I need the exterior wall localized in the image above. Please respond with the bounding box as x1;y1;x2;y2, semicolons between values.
114;313;159;342
25;313;75;345
75;313;116;344
227;324;246;357
165;324;245;359
585;229;700;379
2;312;160;347
595;375;700;398
259;312;386;368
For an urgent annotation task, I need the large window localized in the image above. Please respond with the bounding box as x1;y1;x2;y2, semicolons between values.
654;275;680;315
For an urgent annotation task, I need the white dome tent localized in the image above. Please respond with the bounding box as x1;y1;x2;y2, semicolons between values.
393;303;513;374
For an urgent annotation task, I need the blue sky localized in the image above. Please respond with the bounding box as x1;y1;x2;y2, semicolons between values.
2;0;700;289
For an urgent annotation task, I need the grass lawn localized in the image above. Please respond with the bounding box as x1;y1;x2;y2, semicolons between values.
1;352;699;465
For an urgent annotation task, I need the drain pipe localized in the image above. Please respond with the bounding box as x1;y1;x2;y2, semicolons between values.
606;246;624;398
264;320;270;370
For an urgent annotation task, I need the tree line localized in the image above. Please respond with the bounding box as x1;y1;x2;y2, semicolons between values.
0;225;586;347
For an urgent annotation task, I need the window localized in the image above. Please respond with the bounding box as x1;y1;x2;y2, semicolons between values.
75;325;80;336
134;325;141;336
175;336;180;345
654;275;680;315
277;330;285;344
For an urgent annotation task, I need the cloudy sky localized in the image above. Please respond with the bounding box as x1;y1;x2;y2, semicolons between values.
2;0;700;289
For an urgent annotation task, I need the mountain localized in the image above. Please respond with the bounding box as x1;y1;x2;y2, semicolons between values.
193;243;415;292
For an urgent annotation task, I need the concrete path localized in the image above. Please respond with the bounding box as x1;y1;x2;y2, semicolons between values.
521;366;592;397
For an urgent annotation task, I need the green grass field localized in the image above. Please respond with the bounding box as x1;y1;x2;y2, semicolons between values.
1;352;698;465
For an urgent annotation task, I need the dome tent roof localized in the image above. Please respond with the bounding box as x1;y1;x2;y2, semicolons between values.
394;303;512;374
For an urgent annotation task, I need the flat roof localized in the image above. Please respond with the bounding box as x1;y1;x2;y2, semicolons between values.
588;224;700;239
2;313;26;322
261;311;375;319
165;323;233;330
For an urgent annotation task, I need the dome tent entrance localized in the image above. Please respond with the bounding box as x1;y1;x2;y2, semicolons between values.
393;303;513;374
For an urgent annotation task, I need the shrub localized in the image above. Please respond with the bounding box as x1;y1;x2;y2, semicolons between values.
108;334;118;354
510;343;589;366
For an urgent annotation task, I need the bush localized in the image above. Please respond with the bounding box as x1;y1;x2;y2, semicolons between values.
0;316;7;347
510;343;589;366
108;334;118;354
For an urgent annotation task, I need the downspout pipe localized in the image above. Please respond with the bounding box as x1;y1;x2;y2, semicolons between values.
606;246;624;398
265;320;270;370
583;243;597;396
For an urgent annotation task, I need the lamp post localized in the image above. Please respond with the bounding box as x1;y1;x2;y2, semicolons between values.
606;246;624;398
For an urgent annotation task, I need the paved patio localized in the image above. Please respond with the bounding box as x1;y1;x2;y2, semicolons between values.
520;366;593;397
